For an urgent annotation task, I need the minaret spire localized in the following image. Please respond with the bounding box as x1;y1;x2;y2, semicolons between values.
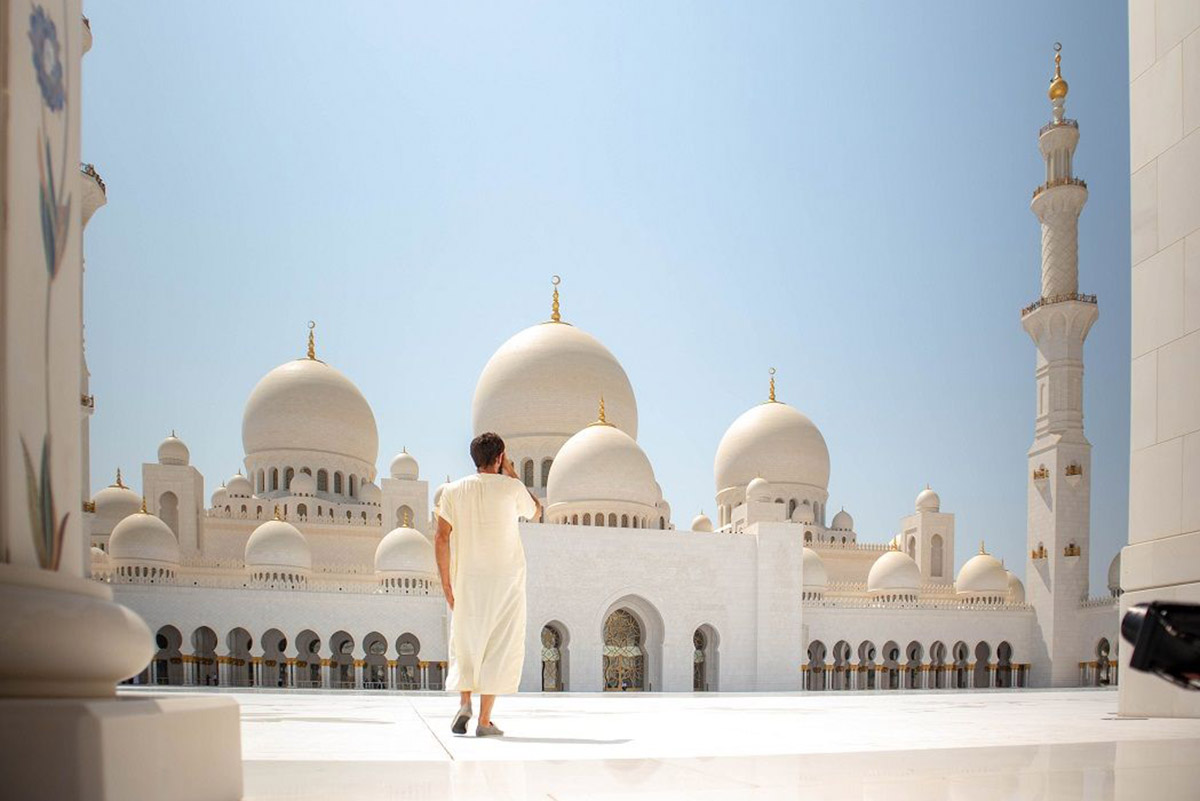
306;321;316;360
550;275;562;323
768;367;777;403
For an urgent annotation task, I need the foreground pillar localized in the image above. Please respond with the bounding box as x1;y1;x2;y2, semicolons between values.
0;8;242;798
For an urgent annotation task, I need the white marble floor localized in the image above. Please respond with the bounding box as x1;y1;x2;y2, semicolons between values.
126;688;1200;799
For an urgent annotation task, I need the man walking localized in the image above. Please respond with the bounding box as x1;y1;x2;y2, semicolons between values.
435;432;541;737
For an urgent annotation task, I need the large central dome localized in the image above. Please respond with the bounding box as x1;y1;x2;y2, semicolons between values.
473;322;638;440
714;401;830;493
242;357;379;466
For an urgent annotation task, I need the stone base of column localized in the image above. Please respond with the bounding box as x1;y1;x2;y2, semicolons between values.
0;693;242;801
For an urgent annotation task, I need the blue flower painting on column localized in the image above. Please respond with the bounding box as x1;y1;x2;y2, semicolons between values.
17;3;73;570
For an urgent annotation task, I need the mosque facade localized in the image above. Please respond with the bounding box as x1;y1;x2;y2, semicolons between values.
88;55;1121;694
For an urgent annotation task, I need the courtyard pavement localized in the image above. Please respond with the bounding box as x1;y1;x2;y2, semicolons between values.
125;687;1200;799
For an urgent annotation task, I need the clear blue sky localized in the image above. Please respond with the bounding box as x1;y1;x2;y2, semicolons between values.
82;1;1130;592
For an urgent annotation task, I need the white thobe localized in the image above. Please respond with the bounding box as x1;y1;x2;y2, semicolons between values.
436;473;537;694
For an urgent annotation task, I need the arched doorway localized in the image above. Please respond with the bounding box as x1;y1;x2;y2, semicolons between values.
329;631;356;688
974;642;992;688
260;628;289;688
541;624;567;691
153;626;183;685
952;641;969;688
831;640;851;690
1096;638;1112;687
191;626;219;686
882;641;901;690
930;641;948;689
227;628;254;687
158;491;179;537
996;641;1014;687
294;630;322;688
806;640;827;691
857;641;877;690
396;633;421;689
603;609;645;691
905;641;923;689
693;625;719;691
363;632;389;688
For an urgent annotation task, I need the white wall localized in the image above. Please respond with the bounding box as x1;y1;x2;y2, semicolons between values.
1121;0;1200;717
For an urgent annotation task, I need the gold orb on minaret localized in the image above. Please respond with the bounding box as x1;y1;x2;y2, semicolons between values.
1048;42;1068;101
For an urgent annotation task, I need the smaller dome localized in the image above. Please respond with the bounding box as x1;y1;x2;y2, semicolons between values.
227;472;253;498
1007;571;1026;604
691;513;713;532
830;509;853;531
109;510;180;566
211;485;228;508
956;546;1008;594
1108;552;1122;596
791;503;815;525
90;546;108;562
245;519;311;572
802;547;827;589
916;486;941;512
745;477;772;503
359;481;382;504
93;477;142;524
157;432;189;466
390;450;419;480
375;526;435;574
289;472;316;496
867;549;921;593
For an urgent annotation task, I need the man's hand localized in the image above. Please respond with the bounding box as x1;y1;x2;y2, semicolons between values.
435;515;454;611
442;581;454;611
500;454;517;479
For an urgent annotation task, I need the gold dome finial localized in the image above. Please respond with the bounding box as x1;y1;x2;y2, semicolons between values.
306;321;316;360
598;395;607;424
980;539;987;555
140;496;148;514
273;505;282;521
768;367;777;403
1048;42;1068;101
890;538;899;551
114;467;125;488
550;275;562;323
402;507;411;527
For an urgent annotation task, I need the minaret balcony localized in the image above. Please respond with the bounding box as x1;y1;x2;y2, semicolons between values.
1039;118;1078;137
80;162;107;226
1020;292;1097;318
1031;176;1086;201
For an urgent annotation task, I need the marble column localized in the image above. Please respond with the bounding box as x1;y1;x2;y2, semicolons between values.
0;9;240;799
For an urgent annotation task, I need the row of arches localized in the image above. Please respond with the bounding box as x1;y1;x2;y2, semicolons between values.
520;457;554;489
538;608;719;693
1081;638;1119;687
718;498;827;528
803;639;1026;691
127;625;444;691
210;504;383;524
255;467;362;499
552;512;667;530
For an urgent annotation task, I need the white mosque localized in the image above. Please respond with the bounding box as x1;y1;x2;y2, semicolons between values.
87;53;1121;695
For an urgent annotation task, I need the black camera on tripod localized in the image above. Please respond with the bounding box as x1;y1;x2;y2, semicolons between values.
1121;602;1200;690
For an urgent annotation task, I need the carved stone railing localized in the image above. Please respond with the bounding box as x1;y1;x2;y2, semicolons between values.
1021;292;1098;317
1039;118;1078;136
1032;175;1087;200
81;161;106;194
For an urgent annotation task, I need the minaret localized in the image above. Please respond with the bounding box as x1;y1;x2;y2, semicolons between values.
1022;45;1098;688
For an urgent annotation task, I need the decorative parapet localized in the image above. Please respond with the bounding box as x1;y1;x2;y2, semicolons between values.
1063;543;1081;557
80;162;106;195
1080;596;1117;609
1065;463;1083;476
1030;544;1048;560
1032;465;1049;481
1038;118;1078;137
1021;292;1098;318
1031;175;1087;200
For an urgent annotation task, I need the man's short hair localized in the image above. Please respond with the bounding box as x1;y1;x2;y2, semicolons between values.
470;432;505;469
